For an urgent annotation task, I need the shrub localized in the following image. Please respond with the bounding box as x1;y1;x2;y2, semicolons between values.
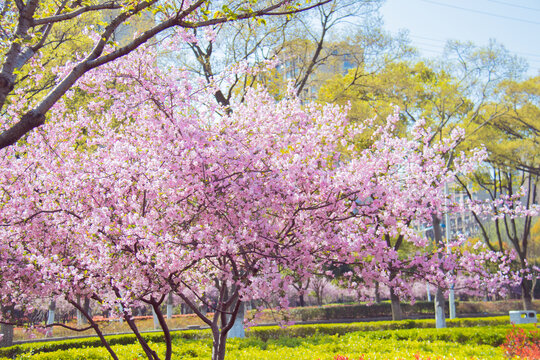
289;302;439;322
321;355;447;360
278;300;540;323
247;316;514;341
500;326;540;359
457;300;540;315
0;329;211;359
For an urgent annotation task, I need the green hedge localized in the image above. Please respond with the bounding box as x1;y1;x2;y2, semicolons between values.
246;316;514;341
457;300;540;314
0;329;211;359
289;301;436;322
359;326;527;346
286;300;540;322
4;324;536;360
0;316;518;358
0;316;516;358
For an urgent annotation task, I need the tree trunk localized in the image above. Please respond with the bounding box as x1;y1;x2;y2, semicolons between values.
71;299;121;360
435;287;446;328
432;214;447;328
83;298;91;324
150;301;172;360
212;330;228;360
227;302;245;339
316;292;323;307
389;287;403;321
76;296;83;326
46;300;56;337
521;278;533;310
166;293;173;319
152;307;160;330
448;285;456;319
0;323;13;348
210;286;243;360
298;293;305;307
374;282;381;303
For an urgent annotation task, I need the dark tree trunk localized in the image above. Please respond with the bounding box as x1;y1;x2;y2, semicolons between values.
1;305;15;347
374;282;381;303
521;279;533;310
212;330;228;360
211;304;240;360
298;293;306;307
0;323;13;348
389;287;403;321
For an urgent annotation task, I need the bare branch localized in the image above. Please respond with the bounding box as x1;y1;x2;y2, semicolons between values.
46;322;93;332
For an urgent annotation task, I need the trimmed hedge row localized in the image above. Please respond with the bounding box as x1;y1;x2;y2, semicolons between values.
457;300;540;314
286;300;540;322
0;329;211;359
289;302;434;322
4;324;536;360
247;316;515;341
0;316;518;358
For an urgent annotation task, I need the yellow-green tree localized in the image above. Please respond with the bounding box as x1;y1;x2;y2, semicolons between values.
320;40;529;323
457;76;539;309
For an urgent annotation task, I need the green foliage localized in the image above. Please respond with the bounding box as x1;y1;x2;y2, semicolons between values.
259;299;540;324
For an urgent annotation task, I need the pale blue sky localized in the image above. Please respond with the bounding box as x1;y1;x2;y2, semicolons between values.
380;0;540;76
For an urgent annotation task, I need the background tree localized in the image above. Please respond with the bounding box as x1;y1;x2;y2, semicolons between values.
457;75;540;310
320;39;529;325
180;0;412;106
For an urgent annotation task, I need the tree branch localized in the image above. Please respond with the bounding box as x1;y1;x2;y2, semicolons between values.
33;2;122;26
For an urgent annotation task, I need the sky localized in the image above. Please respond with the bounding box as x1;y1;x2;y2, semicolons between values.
380;0;540;76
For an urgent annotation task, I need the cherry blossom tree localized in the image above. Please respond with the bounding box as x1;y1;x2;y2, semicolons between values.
0;42;518;359
0;44;352;358
334;120;519;320
0;0;332;150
